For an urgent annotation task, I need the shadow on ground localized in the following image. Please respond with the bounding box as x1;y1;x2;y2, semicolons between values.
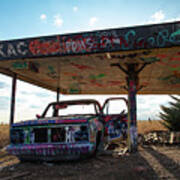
144;146;180;179
0;151;158;179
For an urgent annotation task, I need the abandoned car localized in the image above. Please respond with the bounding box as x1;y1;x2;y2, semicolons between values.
7;98;128;161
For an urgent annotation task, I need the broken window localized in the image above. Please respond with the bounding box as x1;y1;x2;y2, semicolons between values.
51;126;89;143
74;126;89;142
10;129;24;144
51;127;66;142
34;128;48;143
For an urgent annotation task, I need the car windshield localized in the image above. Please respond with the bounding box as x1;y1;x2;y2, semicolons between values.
43;101;101;117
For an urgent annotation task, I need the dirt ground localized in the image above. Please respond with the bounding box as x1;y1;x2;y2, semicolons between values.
0;145;179;180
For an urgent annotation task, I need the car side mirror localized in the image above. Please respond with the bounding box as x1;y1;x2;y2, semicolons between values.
36;114;41;119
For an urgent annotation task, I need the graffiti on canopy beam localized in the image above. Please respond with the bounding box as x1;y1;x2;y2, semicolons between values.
156;51;180;86
109;51;151;60
140;57;160;63
71;75;87;85
69;83;81;94
11;61;39;73
71;63;93;70
89;74;105;87
0;23;180;60
89;73;105;80
27;28;180;55
47;65;58;79
159;75;180;86
107;80;123;86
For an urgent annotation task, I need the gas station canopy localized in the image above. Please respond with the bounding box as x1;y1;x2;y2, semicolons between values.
0;21;180;94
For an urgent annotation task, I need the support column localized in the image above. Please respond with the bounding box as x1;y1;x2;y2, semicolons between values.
57;87;60;102
126;64;138;152
10;74;17;126
111;62;149;152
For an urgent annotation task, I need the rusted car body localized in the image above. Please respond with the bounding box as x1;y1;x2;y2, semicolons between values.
7;98;128;161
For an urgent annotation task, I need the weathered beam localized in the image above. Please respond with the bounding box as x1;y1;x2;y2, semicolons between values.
0;21;179;60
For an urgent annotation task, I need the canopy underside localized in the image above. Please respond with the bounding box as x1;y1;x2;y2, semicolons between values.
0;47;180;94
0;21;180;94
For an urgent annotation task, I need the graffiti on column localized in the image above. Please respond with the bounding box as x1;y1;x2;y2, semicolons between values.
129;79;138;150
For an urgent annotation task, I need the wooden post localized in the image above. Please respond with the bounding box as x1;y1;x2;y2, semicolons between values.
10;74;17;126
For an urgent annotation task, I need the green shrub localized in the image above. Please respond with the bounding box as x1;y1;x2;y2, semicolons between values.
159;96;180;131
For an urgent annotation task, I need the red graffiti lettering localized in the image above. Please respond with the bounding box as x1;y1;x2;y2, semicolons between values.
134;38;147;48
119;37;129;48
156;54;168;59
29;37;61;55
63;72;78;76
171;64;179;68
71;63;92;70
173;71;180;77
100;36;114;49
170;57;180;61
90;80;103;87
85;37;97;51
108;80;122;86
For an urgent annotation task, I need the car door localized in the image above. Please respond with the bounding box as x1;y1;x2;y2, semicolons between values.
102;98;128;142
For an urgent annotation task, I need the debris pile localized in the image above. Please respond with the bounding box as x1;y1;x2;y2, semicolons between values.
138;131;180;145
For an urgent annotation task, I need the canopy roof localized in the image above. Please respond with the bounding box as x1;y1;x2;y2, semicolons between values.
0;21;180;94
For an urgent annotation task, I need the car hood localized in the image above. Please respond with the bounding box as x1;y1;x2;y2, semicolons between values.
12;114;98;127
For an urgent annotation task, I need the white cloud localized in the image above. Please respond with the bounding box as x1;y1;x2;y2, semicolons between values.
15;81;55;122
73;6;78;12
163;16;180;23
89;17;98;26
137;95;173;120
145;10;180;26
40;14;47;22
0;76;56;123
53;14;63;27
151;10;165;23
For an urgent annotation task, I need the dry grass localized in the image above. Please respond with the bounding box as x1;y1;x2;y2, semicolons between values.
0;121;166;148
137;120;167;134
0;124;9;149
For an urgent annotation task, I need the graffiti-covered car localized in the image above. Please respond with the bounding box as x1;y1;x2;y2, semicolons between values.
6;100;104;161
7;98;129;161
102;98;128;143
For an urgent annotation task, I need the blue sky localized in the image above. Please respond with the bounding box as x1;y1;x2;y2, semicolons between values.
1;0;180;40
0;0;180;123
